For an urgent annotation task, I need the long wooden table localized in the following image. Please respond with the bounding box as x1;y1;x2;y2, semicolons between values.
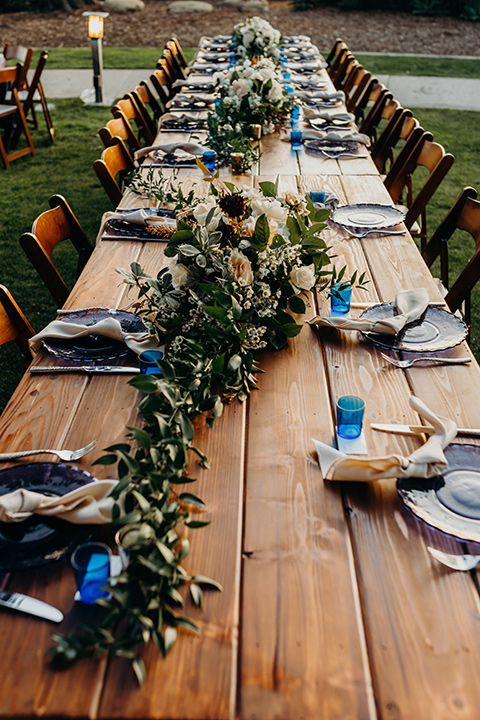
2;60;480;720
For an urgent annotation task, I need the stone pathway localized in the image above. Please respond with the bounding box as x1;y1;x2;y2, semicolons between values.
41;68;480;111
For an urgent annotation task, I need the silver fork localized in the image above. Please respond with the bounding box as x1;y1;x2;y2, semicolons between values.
380;353;472;369
427;546;480;571
344;228;406;238
0;440;97;463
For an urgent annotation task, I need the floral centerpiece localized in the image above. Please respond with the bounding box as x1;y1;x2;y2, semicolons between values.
47;175;367;684
212;57;293;137
232;16;282;62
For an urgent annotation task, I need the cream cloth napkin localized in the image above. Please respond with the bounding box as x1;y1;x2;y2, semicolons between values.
135;141;209;162
311;191;339;211
282;129;370;146
313;395;457;482
107;208;176;228
172;77;214;89
29;316;160;356
166;93;214;109
0;480;118;524
159;112;204;127
296;89;345;102
310;288;429;336
303;108;354;123
189;63;229;73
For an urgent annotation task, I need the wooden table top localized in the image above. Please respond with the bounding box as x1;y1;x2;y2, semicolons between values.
1;60;480;720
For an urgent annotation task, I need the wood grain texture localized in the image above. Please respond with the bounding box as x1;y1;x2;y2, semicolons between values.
240;311;375;720
100;403;246;720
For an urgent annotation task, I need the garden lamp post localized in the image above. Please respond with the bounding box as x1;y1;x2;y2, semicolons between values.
82;11;109;104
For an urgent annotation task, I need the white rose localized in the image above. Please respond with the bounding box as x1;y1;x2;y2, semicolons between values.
289;265;316;293
266;200;288;222
229;250;253;285
193;197;221;230
169;261;189;289
250;197;271;217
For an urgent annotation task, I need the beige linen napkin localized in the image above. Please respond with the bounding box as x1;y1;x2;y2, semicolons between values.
313;395;457;482
310;288;429;336
29;316;159;356
135;141;208;162
295;89;345;102
282;129;370;146
106;208;176;229
0;480;118;524
303;108;355;123
159;112;203;127
165;93;214;109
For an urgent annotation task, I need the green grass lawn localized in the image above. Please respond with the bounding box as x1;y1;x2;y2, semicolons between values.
0;102;479;411
29;48;480;78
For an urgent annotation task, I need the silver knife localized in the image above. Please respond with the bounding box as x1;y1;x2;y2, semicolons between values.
371;423;480;437
0;589;63;622
30;366;141;374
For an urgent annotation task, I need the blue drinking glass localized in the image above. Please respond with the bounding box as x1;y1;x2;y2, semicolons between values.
138;349;164;375
330;283;352;315
336;396;365;439
202;150;216;174
290;129;302;150
71;542;111;604
309;191;326;204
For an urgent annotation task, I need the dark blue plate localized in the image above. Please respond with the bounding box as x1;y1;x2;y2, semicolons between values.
42;308;146;361
0;463;97;571
398;444;480;541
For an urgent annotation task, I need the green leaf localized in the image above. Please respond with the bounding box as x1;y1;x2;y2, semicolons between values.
173;617;201;635
164;626;177;653
258;179;278;197
185;519;211;529
203;305;229;321
179;492;207;508
253;214;270;246
178;244;198;257
191;575;223;591
132;657;146;686
286;215;301;244
190;583;203;609
281;322;303;338
127;427;151;449
288;296;306;314
178;413;195;442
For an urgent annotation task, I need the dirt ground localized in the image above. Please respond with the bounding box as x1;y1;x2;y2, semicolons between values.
1;0;479;56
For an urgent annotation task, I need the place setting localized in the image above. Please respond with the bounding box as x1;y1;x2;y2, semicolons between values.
283;128;370;159
165;93;215;111
134;141;212;169
100;207;178;241
329;202;406;235
159;113;206;133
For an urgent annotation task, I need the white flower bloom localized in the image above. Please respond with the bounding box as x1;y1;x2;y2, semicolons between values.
193;197;221;230
169;261;189;289
289;265;316;293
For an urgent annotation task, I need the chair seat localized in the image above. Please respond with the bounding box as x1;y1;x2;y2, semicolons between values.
0;103;16;117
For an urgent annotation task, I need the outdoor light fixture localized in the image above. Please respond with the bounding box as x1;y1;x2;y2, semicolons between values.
82;11;109;104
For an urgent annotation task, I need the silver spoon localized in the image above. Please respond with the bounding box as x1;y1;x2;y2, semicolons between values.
427;546;480;571
344;228;406;238
380;353;472;369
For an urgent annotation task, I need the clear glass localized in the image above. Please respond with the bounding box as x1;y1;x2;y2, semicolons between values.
71;542;111;604
336;396;365;439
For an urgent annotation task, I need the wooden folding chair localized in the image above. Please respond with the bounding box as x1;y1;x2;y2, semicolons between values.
331;51;356;90
325;38;346;68
127;89;158;139
169;37;189;69
385;130;455;249
93;137;135;208
149;68;173;107
0;65;36;169
131;81;163;123
2;43;33;92
164;43;188;81
422;187;480;340
371;109;417;175
360;95;400;148
344;67;374;114
328;44;349;84
19;195;93;307
111;95;154;146
11;50;54;147
156;58;176;94
353;80;387;126
0;284;34;370
99;114;141;160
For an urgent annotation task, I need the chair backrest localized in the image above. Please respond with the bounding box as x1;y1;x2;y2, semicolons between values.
360;95;399;147
132;81;163;121
170;37;188;69
331;50;355;89
164;43;188;81
0;64;36;169
19;195;93;307
111;95;154;145
385;130;455;244
99;114;140;158
328;44;349;84
344;66;374;114
93;137;135;208
11;50;54;146
3;43;33;91
149;68;172;106
0;284;34;368
371;107;414;173
128;89;157;138
156;57;176;92
325;38;345;68
353;80;386;125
